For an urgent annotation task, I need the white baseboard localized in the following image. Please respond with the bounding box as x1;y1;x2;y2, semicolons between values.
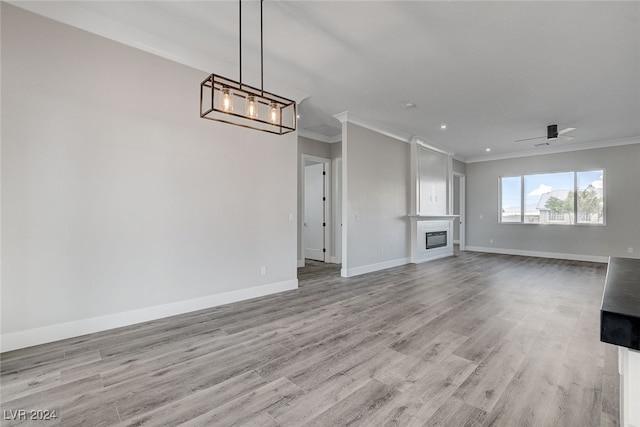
341;257;410;278
412;251;455;264
299;257;341;266
0;279;298;353
465;246;608;263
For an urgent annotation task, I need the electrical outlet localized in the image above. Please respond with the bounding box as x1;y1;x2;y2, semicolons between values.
380;249;384;256
260;266;267;276
356;214;361;222
288;213;294;222
628;247;634;254
490;239;494;244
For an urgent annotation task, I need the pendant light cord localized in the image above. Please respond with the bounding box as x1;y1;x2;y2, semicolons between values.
260;0;264;95
239;0;242;85
238;0;263;92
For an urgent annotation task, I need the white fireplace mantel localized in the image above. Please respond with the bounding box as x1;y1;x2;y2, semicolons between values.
408;216;457;264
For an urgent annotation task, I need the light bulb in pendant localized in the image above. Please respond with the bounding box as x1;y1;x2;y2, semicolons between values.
219;87;233;112
269;102;280;124
246;95;258;119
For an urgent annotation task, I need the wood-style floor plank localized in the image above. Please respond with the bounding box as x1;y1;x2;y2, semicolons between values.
0;253;618;426
298;379;399;427
116;371;268;427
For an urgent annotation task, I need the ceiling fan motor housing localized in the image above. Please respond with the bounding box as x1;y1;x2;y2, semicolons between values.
547;124;558;139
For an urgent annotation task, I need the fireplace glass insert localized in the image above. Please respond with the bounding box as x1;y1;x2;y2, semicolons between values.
426;231;447;249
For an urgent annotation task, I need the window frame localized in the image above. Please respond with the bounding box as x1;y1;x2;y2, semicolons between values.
498;169;606;226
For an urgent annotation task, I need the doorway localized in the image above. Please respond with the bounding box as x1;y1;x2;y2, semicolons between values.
302;155;331;264
304;161;325;261
453;173;466;252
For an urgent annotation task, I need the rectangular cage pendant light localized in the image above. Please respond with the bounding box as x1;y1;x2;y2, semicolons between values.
200;0;296;135
200;74;296;135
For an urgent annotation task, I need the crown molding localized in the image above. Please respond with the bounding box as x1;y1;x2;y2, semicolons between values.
333;111;454;156
333;111;412;143
411;136;456;157
298;129;341;144
465;136;640;163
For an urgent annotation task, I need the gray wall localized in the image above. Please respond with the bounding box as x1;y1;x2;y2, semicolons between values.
343;123;410;275
453;158;466;175
465;143;640;260
298;136;333;159
331;142;343;160
1;5;298;349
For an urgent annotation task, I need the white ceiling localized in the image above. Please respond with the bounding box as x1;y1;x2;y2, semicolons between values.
11;1;640;161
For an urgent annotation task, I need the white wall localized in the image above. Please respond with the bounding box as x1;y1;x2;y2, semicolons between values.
1;5;298;351
465;143;640;261
342;122;410;276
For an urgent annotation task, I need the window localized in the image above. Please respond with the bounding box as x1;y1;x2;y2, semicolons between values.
500;176;522;223
576;170;604;224
499;170;604;225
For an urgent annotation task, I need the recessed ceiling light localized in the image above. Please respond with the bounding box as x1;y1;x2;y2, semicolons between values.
296;114;300;119
404;102;416;109
440;124;447;130
486;148;491;152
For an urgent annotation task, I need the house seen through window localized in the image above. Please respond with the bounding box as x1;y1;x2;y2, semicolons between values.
500;170;604;225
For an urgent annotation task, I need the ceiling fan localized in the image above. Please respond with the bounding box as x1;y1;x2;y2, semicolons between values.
515;124;576;146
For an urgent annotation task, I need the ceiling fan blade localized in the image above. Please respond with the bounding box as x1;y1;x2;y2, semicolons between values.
516;126;575;143
544;135;575;144
515;135;545;143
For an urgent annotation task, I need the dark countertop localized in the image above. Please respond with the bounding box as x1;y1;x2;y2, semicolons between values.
600;257;640;350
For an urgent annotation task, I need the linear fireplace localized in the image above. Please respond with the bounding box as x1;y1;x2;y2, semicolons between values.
408;217;456;263
426;231;447;249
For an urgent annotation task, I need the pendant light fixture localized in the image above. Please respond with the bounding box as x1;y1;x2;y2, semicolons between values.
200;0;296;135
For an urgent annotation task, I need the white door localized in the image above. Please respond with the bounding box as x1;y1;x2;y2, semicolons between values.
305;163;325;261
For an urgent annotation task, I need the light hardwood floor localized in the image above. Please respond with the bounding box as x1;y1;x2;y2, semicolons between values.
1;252;619;426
